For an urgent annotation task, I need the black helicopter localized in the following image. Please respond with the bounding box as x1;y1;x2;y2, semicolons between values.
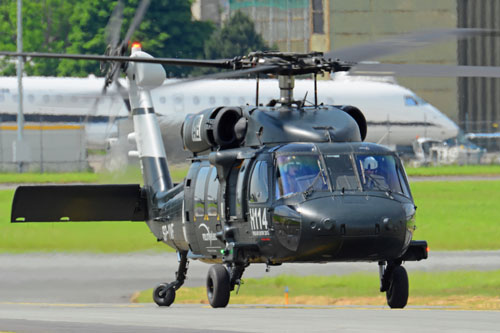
7;0;500;309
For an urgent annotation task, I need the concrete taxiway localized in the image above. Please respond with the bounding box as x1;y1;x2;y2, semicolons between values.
0;303;499;332
1;251;499;304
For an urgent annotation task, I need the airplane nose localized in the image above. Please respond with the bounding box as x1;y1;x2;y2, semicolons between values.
426;105;459;139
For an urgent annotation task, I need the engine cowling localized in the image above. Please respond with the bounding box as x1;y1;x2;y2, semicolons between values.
337;105;367;141
181;107;245;153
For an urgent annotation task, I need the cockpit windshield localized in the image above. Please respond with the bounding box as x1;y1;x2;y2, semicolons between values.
324;154;359;191
354;154;409;195
275;154;328;198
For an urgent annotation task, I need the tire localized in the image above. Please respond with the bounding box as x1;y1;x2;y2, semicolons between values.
153;284;176;307
206;264;230;308
386;265;409;309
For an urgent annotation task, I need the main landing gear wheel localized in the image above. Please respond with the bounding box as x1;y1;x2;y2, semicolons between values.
206;264;230;308
153;283;176;307
386;265;409;309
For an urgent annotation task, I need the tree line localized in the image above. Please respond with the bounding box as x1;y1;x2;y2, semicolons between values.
0;0;271;77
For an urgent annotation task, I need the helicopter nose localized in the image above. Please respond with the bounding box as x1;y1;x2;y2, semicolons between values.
295;195;410;260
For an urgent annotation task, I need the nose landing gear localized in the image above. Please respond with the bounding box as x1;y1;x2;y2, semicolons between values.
379;260;409;308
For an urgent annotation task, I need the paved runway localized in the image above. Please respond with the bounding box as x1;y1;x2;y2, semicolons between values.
1;251;499;304
0;302;499;332
1;252;499;332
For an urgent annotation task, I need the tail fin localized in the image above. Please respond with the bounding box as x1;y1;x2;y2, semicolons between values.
126;47;173;201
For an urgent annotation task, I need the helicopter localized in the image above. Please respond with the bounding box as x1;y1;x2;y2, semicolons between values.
7;0;500;309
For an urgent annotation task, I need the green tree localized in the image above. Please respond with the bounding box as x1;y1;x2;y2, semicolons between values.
204;10;272;60
58;0;214;77
0;0;75;76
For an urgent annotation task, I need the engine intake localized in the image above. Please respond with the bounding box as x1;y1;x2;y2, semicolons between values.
181;107;245;153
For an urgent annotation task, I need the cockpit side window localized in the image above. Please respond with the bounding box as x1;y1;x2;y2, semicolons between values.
275;154;328;199
404;96;418;106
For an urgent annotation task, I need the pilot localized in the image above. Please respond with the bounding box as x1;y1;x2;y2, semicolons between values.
363;156;388;190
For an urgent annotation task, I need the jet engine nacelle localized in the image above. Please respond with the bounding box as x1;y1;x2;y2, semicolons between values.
336;105;367;141
181;107;244;153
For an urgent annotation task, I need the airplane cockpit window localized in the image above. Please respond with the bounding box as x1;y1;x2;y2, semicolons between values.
324;154;359;191
354;154;404;194
275;154;328;199
249;161;269;203
404;96;418;106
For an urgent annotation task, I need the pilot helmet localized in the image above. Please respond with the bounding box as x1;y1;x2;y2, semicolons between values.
363;156;378;171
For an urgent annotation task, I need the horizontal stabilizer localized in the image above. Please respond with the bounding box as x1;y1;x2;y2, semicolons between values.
11;184;147;222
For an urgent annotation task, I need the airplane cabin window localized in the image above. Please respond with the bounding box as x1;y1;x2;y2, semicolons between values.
209;96;216;105
71;96;78;103
27;95;35;103
223;97;230;104
56;95;63;103
0;95;4;102
238;97;245;104
43;95;49;103
404;96;418;106
159;96;166;104
193;96;200;105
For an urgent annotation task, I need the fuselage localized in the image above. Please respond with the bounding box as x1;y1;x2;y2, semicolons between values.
152;141;415;263
0;76;459;147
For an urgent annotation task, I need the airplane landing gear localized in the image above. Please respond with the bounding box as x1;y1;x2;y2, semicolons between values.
379;260;409;309
153;251;189;307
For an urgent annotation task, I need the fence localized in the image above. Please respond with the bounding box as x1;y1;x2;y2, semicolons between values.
0;122;88;172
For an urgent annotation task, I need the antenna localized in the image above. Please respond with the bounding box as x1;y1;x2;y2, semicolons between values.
255;74;260;106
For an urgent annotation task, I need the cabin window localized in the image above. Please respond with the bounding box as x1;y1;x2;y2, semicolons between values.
206;167;219;217
238;97;245;104
0;95;4;102
209;96;216;105
27;95;35;103
159;96;166;104
236;160;250;219
194;166;210;217
249;161;269;203
223;97;230;104
193;96;200;105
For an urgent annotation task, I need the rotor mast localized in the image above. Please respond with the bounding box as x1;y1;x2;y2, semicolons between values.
278;75;295;105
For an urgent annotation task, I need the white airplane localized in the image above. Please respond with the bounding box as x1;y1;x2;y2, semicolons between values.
0;74;459;147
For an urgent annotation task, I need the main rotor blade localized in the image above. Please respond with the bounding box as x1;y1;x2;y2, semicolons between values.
325;28;497;62
0;51;232;68
105;0;124;48
350;63;500;78
157;65;279;90
121;0;151;50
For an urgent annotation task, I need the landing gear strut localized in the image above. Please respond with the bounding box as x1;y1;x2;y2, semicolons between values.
153;251;189;307
379;260;409;309
206;262;247;308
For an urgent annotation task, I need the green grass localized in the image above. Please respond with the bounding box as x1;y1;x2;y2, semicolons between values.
1;179;499;252
411;180;500;250
134;270;500;304
0;165;189;185
405;164;500;177
0;189;171;253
